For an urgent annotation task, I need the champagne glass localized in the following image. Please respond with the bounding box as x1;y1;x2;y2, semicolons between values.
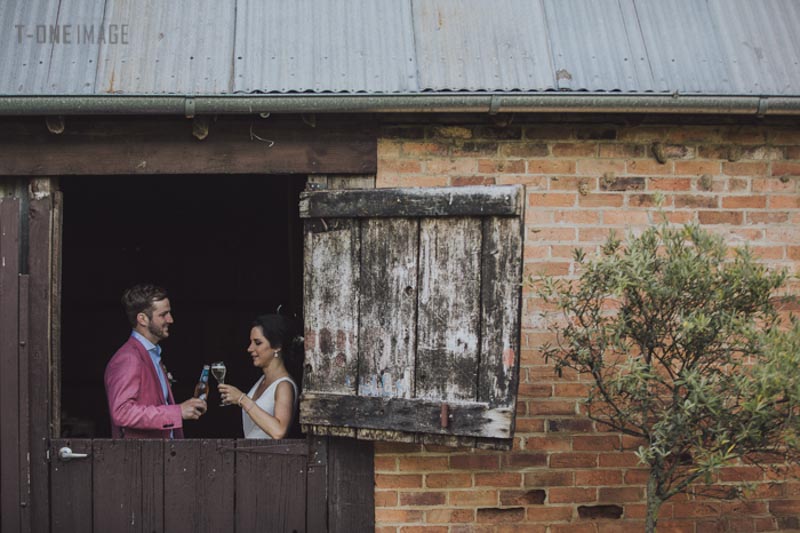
210;361;229;406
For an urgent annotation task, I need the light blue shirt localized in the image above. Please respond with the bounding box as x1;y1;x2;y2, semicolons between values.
131;330;169;404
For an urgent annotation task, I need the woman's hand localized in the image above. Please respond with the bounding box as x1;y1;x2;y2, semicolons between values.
218;384;245;406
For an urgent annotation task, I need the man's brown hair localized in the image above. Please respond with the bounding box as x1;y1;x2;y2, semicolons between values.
121;284;168;327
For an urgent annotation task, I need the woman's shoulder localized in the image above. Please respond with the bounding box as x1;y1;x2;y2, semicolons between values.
273;376;298;397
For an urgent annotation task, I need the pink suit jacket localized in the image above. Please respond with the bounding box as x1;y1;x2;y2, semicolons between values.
104;336;184;439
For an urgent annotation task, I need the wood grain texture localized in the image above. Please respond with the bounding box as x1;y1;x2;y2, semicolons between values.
328;438;374;533
17;274;30;532
300;185;522;218
306;436;328;532
299;185;525;447
140;440;165;533
478;216;523;407
49;439;93;533
28;196;55;533
235;440;307;533
0;198;21;533
92;440;163;532
50;191;63;439
0;117;376;175
303;219;360;398
164;440;234;533
301;394;513;438
416;217;482;401
49;438;314;532
357;218;418;399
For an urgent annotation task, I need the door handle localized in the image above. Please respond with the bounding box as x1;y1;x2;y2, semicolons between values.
58;447;89;462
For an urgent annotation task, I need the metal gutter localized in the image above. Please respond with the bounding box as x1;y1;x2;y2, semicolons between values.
0;94;799;116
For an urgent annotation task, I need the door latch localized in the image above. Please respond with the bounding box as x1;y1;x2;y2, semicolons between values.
58;447;89;462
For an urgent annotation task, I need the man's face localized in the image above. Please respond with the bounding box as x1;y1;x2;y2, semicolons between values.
140;298;173;343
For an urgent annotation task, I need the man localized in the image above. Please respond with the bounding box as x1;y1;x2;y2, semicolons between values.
104;284;206;438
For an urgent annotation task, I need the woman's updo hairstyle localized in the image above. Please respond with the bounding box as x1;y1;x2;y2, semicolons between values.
252;314;289;353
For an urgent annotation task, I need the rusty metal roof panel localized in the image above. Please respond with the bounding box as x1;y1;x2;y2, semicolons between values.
94;0;236;94
543;0;656;92
0;0;61;94
412;0;556;92
233;0;417;94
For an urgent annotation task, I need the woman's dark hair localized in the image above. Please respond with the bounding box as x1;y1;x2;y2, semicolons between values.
252;314;289;351
252;313;304;364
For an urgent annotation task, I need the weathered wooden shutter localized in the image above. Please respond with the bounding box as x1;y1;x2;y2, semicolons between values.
299;185;524;450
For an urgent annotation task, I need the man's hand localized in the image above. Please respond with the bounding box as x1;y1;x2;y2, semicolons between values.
180;398;207;420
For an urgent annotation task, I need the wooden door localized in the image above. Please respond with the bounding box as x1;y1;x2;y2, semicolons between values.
48;436;373;532
1;189;61;533
49;438;313;533
0;196;27;533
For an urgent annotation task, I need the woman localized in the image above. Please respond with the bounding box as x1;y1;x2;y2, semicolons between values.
218;314;298;439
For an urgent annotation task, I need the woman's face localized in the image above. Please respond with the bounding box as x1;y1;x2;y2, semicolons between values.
248;326;279;368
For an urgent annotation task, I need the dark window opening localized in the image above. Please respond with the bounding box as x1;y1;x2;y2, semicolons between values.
59;175;306;438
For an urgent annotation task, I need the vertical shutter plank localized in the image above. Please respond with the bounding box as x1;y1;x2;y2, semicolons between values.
477;216;522;446
416;218;482;401
303;220;360;395
358;218;418;399
479;216;523;407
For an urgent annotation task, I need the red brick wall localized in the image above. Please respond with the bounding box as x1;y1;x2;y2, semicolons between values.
373;119;800;532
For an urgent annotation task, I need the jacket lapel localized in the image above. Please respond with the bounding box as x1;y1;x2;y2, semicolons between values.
128;336;169;405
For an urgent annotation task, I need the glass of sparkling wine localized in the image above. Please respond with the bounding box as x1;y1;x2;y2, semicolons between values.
210;361;229;406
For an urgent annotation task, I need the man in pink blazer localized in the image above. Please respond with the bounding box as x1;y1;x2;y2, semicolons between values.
105;284;207;438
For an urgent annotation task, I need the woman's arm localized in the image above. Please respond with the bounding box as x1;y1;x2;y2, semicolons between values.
239;381;295;439
219;381;295;439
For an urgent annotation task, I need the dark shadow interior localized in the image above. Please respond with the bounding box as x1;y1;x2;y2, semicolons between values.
60;174;306;438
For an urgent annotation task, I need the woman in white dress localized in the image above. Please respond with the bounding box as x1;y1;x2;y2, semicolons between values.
218;314;298;439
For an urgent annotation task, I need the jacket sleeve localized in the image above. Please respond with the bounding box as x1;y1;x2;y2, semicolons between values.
105;351;183;431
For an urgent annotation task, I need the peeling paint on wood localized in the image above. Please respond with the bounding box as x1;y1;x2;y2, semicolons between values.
301;393;513;438
417;217;481;402
299;185;522;218
358;218;418;399
356;428;417;444
478;216;523;407
300;185;525;446
303;220;359;394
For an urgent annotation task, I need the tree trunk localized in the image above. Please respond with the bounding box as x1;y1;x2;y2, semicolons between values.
645;468;663;533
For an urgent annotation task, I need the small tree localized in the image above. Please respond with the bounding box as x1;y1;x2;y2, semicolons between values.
536;220;800;533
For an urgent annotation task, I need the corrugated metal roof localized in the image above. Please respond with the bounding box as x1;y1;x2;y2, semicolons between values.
544;0;654;92
708;0;800;95
95;0;236;94
413;0;556;92
1;0;799;96
234;0;417;93
45;0;105;95
0;0;60;94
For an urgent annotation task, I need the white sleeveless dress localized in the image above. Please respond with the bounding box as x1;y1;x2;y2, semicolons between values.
242;375;298;439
